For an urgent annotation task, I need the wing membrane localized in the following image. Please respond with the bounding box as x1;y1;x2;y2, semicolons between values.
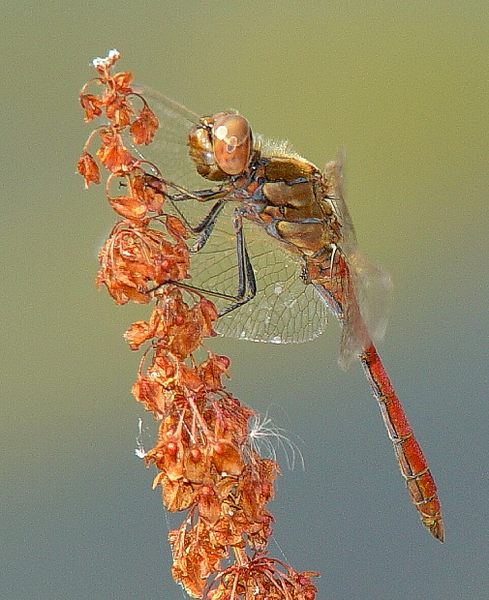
130;85;210;191
188;202;328;344
322;156;393;365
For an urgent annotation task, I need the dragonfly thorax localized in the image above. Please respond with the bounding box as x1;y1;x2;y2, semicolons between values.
187;111;253;181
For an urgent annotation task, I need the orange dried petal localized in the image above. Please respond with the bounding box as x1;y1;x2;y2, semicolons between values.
162;477;196;511
130;103;159;145
179;364;204;391
211;440;243;476
80;93;103;122
122;285;151;304
197;485;221;525
198;354;230;391
149;351;178;386
162;443;184;482
105;94;133;127
112;70;133;93
166;215;188;240
132;173;165;212
77;151;100;188
124;320;153;349
97;266;150;304
108;194;147;220
183;446;210;483
132;375;166;415
153;242;190;284
97;130;136;173
199;297;219;333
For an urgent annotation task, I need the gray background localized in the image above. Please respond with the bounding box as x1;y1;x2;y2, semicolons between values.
2;2;488;599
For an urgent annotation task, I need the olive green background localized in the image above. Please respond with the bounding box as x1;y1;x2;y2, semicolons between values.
2;2;488;599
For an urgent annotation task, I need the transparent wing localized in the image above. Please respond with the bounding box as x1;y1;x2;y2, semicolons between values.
335;252;393;368
187;202;329;344
322;154;393;366
323;151;357;253
348;252;392;344
128;85;238;232
129;84;211;191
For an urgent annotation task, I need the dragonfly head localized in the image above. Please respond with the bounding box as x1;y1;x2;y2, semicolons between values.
188;111;252;180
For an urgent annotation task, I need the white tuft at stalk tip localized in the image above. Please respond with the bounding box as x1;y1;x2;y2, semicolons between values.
91;48;121;68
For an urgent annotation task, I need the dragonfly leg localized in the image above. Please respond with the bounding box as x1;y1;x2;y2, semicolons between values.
151;202;256;315
217;208;257;316
146;173;257;315
189;199;226;252
146;175;232;245
169;202;258;315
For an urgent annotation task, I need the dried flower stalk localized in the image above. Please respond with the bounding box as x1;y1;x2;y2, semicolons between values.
78;49;318;599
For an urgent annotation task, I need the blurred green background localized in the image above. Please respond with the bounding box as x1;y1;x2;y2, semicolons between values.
2;2;488;599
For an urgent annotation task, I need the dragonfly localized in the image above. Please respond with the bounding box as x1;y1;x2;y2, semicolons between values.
133;87;444;542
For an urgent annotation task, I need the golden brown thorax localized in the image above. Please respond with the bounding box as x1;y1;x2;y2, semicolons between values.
251;156;341;257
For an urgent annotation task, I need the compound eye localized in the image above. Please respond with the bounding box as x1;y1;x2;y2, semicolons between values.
188;124;217;178
212;113;252;175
